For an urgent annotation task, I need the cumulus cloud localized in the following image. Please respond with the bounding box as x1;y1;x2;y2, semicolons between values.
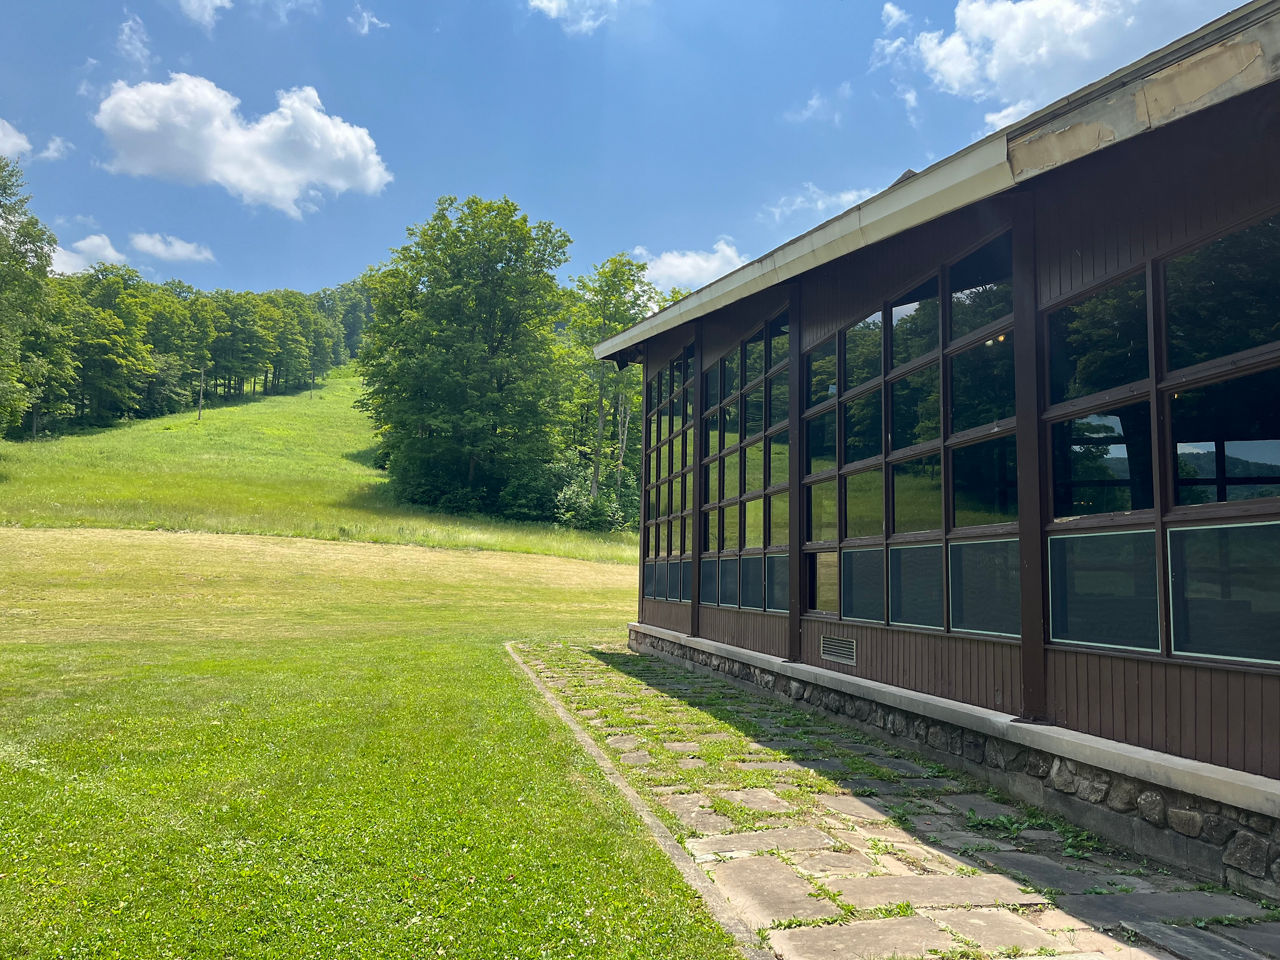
0;118;32;157
51;235;126;274
529;0;620;35
179;0;234;29
117;13;156;72
37;136;74;161
130;232;216;262
348;3;389;33
764;183;876;225
882;2;911;30
633;238;748;291
93;73;393;218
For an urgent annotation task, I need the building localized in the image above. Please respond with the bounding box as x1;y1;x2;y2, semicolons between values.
597;2;1280;895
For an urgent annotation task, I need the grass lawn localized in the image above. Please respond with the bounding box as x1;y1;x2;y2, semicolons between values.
0;370;636;565
0;527;738;959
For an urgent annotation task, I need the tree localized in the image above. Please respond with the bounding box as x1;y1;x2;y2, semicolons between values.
359;195;572;516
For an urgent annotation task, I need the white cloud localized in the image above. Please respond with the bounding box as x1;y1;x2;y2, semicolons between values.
764;183;876;224
0;118;32;157
633;238;748;291
37;136;73;161
895;82;920;128
51;234;126;274
348;3;389;34
529;0;619;35
785;82;854;126
882;2;911;30
93;73;393;218
250;0;320;22
130;232;216;262
179;0;234;29
117;13;156;73
983;98;1034;130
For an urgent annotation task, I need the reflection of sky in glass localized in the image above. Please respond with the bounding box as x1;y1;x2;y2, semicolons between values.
892;301;922;322
1073;414;1127;459
1178;440;1280;466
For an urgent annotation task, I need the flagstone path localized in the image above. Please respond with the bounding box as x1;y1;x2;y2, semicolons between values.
513;639;1278;960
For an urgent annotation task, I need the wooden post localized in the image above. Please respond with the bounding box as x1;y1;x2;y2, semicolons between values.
787;283;804;662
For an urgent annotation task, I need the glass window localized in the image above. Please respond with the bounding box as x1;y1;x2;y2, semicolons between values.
889;544;943;628
700;557;719;605
744;329;766;384
705;458;720;504
718;557;739;607
844;389;881;464
950;539;1020;636
722;504;739;551
704;409;721;457
654;560;668;600
1171;367;1280;506
656;407;667;444
705;366;721;409
666;561;681;600
744;386;765;438
643;561;655;598
1167;215;1280;372
810;552;839;613
950;233;1014;339
744;497;764;549
658;368;668;403
681;559;693;602
769;375;789;427
1051;402;1153;517
722;398;740;449
953;437;1018;527
893;454;942;533
845;313;882;389
768;430;790;487
806;339;838;408
951;334;1014;432
891;365;940;449
807;479;838;542
726;450;742;500
1169;522;1280;663
768;312;790;369
845;469;883;539
768;492;789;547
842;548;884;622
740;555;764;610
1048;273;1148;404
671;357;683;392
1049;531;1159;650
703;509;720;553
765;554;789;612
891;278;940;367
806;409;838;474
656;520;666;557
723;351;740;397
678;515;688;555
744;441;764;493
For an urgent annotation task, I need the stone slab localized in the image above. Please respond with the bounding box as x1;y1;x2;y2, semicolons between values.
901;777;961;791
720;788;793;813
1053;892;1270;928
755;738;807;750
799;759;847;773
735;760;805;772
979;851;1110;894
677;757;705;769
828;874;1044;909
663;741;700;753
923;907;1062;951
659;794;732;835
940;794;1021;821
708;856;842;929
871;757;931;776
685;826;837;862
619;750;651;766
606;734;643;750
1220;923;1280;959
790;849;877;877
926;831;1017;853
769;915;953;960
838;778;906;795
823;794;896;821
1122;920;1272;960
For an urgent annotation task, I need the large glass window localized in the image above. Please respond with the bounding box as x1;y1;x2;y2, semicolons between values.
1048;273;1148;404
891;365;940;448
768;431;790;487
891;278;940;366
700;557;718;606
1048;531;1159;650
740;555;764;610
950;539;1020;636
889;544;943;628
842;548;884;622
951;334;1014;432
893;454;942;533
950;233;1014;339
845;313;882;388
806;339;838;407
769;492;789;547
718;557;739;607
845;469;883;539
806;409;838;474
844;390;881;464
765;554;789;612
953;437;1018;527
807;479;838;542
744;441;765;493
809;551;839;614
1051;403;1153;517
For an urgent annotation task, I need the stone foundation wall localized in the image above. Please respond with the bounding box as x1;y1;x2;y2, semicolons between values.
630;628;1280;902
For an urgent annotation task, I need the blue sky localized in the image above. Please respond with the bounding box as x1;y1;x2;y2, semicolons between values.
0;0;1241;294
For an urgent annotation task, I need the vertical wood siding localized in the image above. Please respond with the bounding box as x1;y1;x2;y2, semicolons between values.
700;606;789;659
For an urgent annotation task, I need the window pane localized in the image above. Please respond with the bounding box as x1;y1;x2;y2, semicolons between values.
889;544;943;628
681;432;691;471
1051;403;1153;517
807;479;838;542
671;357;683;392
806;409;838;474
704;410;720;457
842;548;884;622
845;469;883;539
769;375;789;427
705;458;720;505
744;441;764;493
744;497;764;549
740;555;764;610
700;557;719;605
723;351;740;397
656;520;666;556
950;233;1014;339
806;339;838;408
766;554;789;612
722;398;740;449
1048;273;1148;404
891;277;940;367
643;561;655;598
769;430;790;487
681;559;693;602
891;364;940;448
705;366;721;408
745;386;765;438
769;312;790;369
1170;522;1280;662
844;389;882;464
1049;531;1159;650
702;509;720;553
810;552;839;613
893;454;942;533
1171;367;1280;506
679;515;688;555
719;557;739;607
744;329;766;384
951;334;1014;432
722;504;739;551
953;436;1018;527
845;313;882;388
950;539;1020;635
1167;215;1280;372
666;560;681;600
769;492;789;547
658;368;668;403
725;450;742;500
654;559;668;600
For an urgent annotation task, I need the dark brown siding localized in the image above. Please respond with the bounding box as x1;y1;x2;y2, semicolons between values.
700;606;789;659
640;598;691;634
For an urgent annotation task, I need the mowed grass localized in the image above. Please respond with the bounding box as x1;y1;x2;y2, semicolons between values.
0;371;636;565
0;527;737;959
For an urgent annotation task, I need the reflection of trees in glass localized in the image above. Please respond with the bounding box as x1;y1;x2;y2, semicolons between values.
844;390;881;464
1051;406;1153;516
891;365;940;448
744;329;765;384
768;431;790;487
951;335;1014;431
1167;215;1280;371
806;339;838;407
893;455;942;532
807;409;838;474
768;312;790;369
892;281;940;366
808;479;838;541
1172;366;1280;504
953;437;1017;527
952;282;1014;339
1049;273;1147;403
845;469;883;538
845;314;882;388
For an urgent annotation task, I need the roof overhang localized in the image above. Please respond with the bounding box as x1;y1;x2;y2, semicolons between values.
596;0;1280;365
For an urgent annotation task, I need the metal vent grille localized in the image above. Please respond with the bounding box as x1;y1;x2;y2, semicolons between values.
820;635;857;667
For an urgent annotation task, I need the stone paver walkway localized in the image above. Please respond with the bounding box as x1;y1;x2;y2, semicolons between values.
515;640;1277;960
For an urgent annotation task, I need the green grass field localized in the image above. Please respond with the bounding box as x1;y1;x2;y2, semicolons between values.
0;381;738;958
0;371;636;565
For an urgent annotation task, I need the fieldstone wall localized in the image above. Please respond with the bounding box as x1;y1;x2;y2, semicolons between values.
630;628;1280;902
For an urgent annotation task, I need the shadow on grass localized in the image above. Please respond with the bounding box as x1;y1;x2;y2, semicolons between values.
342;443;382;469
